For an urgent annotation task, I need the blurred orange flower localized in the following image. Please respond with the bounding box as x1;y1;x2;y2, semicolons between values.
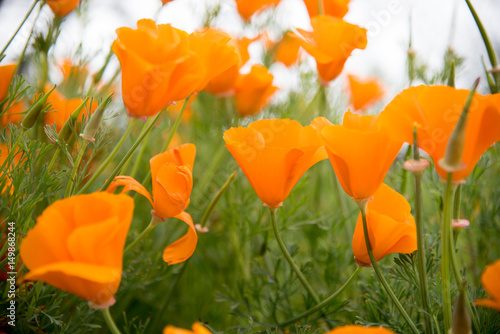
352;184;417;265
274;32;302;67
43;88;96;132
164;322;211;334
234;65;278;116
161;0;174;5
0;101;24;126
47;0;81;17
107;144;197;264
475;259;500;311
320;111;403;200
347;74;384;111
302;0;350;19
20;192;134;306
325;325;395;333
223;118;328;207
0;63;16;102
235;0;282;21
1;143;21;194
112;19;205;117
294;16;367;83
377;85;500;181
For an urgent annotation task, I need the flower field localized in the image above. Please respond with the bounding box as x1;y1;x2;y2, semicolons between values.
0;0;499;333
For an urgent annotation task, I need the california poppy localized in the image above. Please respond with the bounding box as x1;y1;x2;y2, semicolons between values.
325;325;395;334
47;0;81;17
235;0;282;21
475;259;500;311
161;0;174;5
347;74;384;111
223;118;328;207
113;19;205;117
377;85;500;181
234;65;278;116
20;192;134;306
302;0;350;19
106;144;197;264
352;183;417;265
293;16;367;83
0;101;24;126
0;63;17;102
274;32;302;67
164;323;211;334
320;111;403;200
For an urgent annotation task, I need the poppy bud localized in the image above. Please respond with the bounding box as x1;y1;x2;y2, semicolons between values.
452;288;472;334
57;96;89;143
21;85;56;130
80;94;113;142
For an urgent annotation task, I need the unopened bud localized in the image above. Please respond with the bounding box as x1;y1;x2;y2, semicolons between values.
439;78;480;173
80;93;113;142
57;96;90;143
451;288;472;334
21;85;56;130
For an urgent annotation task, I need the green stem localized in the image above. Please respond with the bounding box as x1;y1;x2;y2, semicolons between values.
128;130;152;179
358;201;419;334
101;307;121;334
269;208;320;304
101;112;163;191
124;216;161;255
65;140;89;197
0;0;39;58
200;171;236;228
279;266;362;327
77;118;137;194
47;148;59;171
453;185;462;220
441;173;456;333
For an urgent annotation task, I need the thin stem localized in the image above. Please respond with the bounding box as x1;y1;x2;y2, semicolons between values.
65;140;89;197
453;185;462;220
358;201;419;334
47;147;60;171
128;130;152;179
101;112;163;191
441;173;456;333
101;307;121;334
124;216;161;255
77;118;137;194
279;266;362;327
269;208;320;304
0;0;39;58
200;171;236;228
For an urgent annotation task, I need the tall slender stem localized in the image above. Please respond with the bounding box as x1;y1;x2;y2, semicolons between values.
269;208;320;304
128;131;152;179
124;216;161;255
65;140;89;197
0;0;39;58
200;171;236;228
358;200;419;334
441;173;456;333
101;307;121;334
279;266;362;327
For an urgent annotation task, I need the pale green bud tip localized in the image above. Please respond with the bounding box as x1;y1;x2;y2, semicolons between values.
81;94;113;142
451;289;472;334
21;85;56;130
439;78;480;173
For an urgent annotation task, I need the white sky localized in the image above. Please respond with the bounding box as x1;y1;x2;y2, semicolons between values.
1;0;499;103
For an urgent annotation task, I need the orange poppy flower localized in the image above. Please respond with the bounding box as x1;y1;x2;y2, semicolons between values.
20;192;134;306
106;144;197;264
0;101;25;126
293;16;367;83
223;118;328;208
43;88;96;132
161;0;174;5
234;65;278;116
0;63;17;102
46;0;81;17
164;322;211;334
377;85;500;181
112;19;205;117
274;32;302;67
320;111;403;200
347;74;384;111
235;0;282;21
302;0;350;19
352;184;417;265
475;259;500;311
325;325;395;334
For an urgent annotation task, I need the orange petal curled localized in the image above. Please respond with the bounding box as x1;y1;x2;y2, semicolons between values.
105;175;154;207
163;211;198;265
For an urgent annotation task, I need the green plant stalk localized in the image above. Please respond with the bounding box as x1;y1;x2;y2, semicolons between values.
101;307;121;334
453;185;461;220
441;173;456;333
124;216;161;255
15;2;43;74
0;0;39;58
200;171;237;227
101;111;164;191
358;200;419;334
47;147;60;171
269;208;320;304
128;130;152;179
191;146;226;204
65;140;89;197
279;266;362;327
77;118;137;194
464;0;499;87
